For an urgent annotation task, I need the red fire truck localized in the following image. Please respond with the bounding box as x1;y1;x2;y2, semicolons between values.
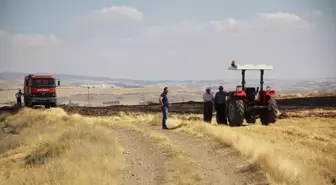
23;74;60;108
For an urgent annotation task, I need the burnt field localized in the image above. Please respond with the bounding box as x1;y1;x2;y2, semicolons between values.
61;96;336;117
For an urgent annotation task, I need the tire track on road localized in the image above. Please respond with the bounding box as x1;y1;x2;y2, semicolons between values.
114;125;203;185
116;127;167;185
147;125;269;185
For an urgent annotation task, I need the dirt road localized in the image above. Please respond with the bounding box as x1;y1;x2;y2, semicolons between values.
112;123;268;185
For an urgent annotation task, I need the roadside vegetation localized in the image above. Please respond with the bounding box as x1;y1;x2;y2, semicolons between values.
1;107;335;185
0;108;124;185
129;112;336;185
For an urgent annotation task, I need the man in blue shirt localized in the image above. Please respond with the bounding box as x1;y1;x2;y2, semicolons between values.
159;87;169;129
214;86;228;124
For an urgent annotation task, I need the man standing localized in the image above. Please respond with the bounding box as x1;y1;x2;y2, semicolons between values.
214;86;228;124
203;86;214;123
159;87;169;129
15;89;23;106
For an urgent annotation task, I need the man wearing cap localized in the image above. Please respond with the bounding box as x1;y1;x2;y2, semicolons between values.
159;87;169;129
203;86;214;123
214;86;228;124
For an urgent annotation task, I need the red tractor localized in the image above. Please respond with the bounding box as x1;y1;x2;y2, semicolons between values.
23;74;60;108
226;61;279;126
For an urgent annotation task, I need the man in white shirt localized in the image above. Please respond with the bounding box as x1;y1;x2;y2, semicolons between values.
203;86;214;123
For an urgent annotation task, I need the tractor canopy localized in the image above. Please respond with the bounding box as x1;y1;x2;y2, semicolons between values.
228;64;273;70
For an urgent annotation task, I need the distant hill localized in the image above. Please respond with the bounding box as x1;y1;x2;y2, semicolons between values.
0;72;26;80
0;72;335;93
0;72;113;81
0;72;147;88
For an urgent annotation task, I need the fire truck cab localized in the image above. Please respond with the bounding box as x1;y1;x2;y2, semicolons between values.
23;74;60;108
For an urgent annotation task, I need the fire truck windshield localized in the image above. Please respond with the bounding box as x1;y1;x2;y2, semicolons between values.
32;78;56;87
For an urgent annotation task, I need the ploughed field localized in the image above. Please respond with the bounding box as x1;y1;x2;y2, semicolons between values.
0;95;335;185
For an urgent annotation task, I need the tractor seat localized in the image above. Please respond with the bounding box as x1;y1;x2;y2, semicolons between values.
244;87;257;102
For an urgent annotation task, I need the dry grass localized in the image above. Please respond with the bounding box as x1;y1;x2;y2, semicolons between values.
0;108;125;185
123;111;336;185
276;90;336;99
1;107;335;185
94;115;202;185
143;129;202;185
0;109;202;185
281;108;336;117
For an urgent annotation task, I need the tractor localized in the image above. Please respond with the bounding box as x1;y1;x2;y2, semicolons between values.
226;61;279;126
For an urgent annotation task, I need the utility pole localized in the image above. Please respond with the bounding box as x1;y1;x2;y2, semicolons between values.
87;85;90;106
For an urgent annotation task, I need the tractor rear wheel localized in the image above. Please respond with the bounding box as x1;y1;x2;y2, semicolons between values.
261;97;278;125
228;99;245;127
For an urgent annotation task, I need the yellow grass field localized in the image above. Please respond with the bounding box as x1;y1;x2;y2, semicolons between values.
1;108;335;185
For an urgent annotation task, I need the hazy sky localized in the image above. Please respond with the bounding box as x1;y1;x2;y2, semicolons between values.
0;0;335;80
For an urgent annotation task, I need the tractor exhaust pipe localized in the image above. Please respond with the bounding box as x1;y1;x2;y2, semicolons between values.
260;70;264;100
242;70;246;90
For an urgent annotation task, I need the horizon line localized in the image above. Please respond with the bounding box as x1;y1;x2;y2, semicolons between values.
0;71;335;82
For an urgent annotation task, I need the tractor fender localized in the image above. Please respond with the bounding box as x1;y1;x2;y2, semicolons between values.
265;90;276;96
259;90;276;105
228;90;246;97
228;90;247;104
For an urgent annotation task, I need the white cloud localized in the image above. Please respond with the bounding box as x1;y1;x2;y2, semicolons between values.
0;30;63;72
79;6;144;24
1;11;334;80
259;12;302;21
0;30;60;48
208;12;312;33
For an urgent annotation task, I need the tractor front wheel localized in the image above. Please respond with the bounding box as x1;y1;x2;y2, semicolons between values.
261;97;278;125
228;99;245;127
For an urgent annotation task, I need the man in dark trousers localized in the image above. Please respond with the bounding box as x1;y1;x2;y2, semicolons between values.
15;89;23;106
159;87;169;129
203;86;214;123
214;86;228;124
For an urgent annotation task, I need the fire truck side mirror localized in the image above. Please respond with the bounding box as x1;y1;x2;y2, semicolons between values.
58;80;60;86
